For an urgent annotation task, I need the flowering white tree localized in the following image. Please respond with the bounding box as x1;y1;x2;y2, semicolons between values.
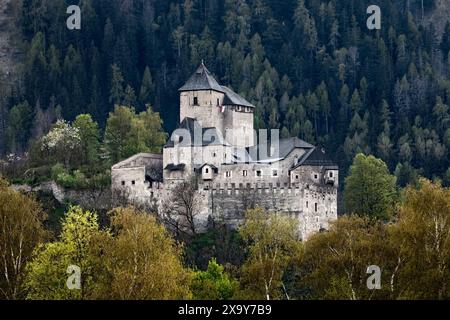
41;120;81;168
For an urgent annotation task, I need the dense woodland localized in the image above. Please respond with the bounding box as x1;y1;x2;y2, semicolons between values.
1;0;450;301
0;0;449;186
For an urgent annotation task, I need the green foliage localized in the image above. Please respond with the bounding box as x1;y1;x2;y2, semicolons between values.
104;105;167;163
0;183;47;299
50;164;110;189
73;114;100;170
344;154;397;220
191;259;238;300
296;179;450;300
239;207;301;300
25;206;104;300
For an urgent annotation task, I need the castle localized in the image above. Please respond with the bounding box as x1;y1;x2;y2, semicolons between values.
111;63;339;240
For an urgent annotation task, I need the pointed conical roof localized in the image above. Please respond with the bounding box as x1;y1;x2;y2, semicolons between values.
178;62;224;92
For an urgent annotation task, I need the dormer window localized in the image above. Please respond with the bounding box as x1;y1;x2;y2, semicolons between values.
193;97;199;106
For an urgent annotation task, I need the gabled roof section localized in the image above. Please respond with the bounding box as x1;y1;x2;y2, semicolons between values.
231;137;314;163
291;147;338;170
179;62;224;92
165;118;228;148
112;153;163;170
221;86;255;108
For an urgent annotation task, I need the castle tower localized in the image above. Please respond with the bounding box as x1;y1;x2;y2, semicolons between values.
178;62;255;148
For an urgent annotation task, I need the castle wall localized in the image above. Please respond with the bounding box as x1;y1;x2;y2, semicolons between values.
163;145;233;181
290;165;339;188
222;107;254;147
198;183;337;240
111;170;337;240
211;148;308;185
180;90;225;128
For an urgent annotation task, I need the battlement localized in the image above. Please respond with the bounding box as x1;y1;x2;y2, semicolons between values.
144;180;337;195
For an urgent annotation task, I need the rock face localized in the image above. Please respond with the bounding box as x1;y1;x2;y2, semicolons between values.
11;182;113;211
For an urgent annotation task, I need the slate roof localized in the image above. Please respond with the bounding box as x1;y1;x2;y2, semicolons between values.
291;147;338;170
179;63;255;108
179;63;224;92
164;118;228;148
111;153;163;170
221;85;254;108
232;137;314;163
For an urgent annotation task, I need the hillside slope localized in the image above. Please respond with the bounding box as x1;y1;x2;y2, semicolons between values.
0;0;22;81
425;0;450;40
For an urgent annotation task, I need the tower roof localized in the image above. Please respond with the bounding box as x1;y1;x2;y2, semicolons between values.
179;62;224;92
178;63;255;108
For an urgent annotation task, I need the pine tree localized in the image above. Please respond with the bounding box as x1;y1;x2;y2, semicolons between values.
109;64;125;106
139;66;155;108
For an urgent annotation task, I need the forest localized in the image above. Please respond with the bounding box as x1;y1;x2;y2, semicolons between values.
0;0;449;186
0;0;450;301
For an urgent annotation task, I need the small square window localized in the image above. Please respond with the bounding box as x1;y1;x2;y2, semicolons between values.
295;175;299;180
256;170;262;177
132;181;136;185
121;181;125;186
314;174;318;179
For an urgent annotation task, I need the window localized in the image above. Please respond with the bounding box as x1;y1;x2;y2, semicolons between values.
329;171;333;178
132;181;136;185
256;170;262;177
121;181;125;186
225;171;232;178
272;170;278;177
243;170;248;177
306;201;309;208
314;174;318;179
193;97;199;106
205;168;209;174
217;98;220;106
213;152;217;157
295;175;299;180
315;203;318;212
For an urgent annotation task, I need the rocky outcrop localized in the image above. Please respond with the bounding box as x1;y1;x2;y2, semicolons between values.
11;182;113;211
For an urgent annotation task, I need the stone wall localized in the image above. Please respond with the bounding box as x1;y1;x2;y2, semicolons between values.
180;90;225;128
112;179;337;240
